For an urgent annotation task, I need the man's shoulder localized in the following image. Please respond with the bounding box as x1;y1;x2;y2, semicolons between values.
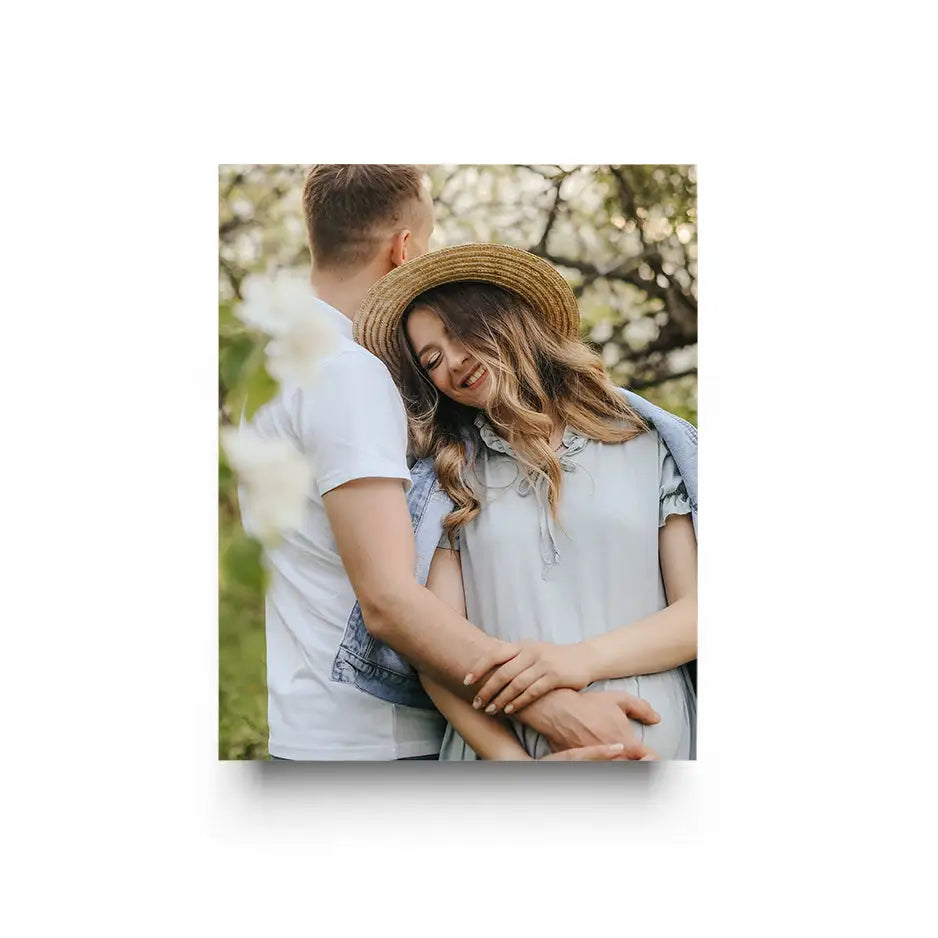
253;337;402;434
317;335;396;385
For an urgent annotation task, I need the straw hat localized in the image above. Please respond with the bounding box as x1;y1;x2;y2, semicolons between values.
354;242;580;383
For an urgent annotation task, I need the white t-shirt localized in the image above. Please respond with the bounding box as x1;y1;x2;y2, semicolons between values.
244;299;444;760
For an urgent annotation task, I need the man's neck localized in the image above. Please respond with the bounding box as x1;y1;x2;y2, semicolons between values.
310;260;392;323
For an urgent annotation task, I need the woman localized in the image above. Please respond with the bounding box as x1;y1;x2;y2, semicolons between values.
355;243;697;760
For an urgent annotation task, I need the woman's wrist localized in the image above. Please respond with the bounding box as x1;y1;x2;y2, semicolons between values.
574;638;601;684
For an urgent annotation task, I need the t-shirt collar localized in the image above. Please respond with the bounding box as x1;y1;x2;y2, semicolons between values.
313;296;354;340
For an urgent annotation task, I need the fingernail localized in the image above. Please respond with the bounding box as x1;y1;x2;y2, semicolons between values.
485;704;496;714
504;704;514;714
464;674;474;686
472;698;481;709
608;743;625;752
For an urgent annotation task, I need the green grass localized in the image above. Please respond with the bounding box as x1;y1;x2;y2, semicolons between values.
218;470;269;759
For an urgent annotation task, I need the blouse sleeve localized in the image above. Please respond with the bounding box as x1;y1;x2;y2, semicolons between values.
658;437;693;528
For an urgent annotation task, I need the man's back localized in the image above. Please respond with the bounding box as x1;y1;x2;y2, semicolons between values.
244;297;444;759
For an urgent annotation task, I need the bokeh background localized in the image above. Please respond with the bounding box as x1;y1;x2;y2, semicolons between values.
218;164;698;759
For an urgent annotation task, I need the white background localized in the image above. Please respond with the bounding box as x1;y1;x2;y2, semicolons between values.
3;2;935;935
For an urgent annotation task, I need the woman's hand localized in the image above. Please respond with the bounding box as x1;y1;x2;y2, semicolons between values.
464;640;597;716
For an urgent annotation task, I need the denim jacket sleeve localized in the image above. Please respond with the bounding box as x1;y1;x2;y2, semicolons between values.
330;456;451;709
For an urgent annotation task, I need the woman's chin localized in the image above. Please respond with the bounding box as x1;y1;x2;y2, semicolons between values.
461;371;490;407
460;391;490;410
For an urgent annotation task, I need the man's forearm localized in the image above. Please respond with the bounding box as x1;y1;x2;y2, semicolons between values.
363;582;597;724
323;478;504;701
361;582;502;699
510;687;579;745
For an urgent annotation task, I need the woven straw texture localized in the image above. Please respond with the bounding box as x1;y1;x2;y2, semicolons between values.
354;243;580;383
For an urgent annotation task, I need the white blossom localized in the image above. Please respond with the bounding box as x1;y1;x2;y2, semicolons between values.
237;271;311;334
236;272;339;387
220;426;312;545
264;313;337;387
590;320;614;343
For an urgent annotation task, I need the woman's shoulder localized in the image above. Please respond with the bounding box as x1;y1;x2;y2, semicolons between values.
586;418;660;447
581;425;662;473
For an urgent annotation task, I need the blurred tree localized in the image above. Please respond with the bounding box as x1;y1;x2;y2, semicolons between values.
219;164;697;424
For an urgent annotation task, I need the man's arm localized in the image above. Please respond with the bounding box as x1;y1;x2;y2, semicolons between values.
323;476;660;757
323;477;511;695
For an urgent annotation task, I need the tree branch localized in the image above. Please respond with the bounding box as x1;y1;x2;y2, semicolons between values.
609;165;651;252
535;173;567;253
609;165;639;220
629;368;698;391
219;254;244;301
531;247;697;319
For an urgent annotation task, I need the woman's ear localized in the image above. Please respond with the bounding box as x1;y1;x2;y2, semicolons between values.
390;228;412;267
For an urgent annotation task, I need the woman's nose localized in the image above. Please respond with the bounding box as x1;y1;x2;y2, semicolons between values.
447;344;469;372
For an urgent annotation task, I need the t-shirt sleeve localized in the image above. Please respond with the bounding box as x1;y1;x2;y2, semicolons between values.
658;434;692;528
292;348;412;498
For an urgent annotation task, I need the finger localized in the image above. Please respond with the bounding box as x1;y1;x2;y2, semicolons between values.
607;690;660;725
604;734;658;760
502;674;556;715
472;653;533;710
463;642;520;687
487;667;544;714
540;743;626;761
614;743;659;761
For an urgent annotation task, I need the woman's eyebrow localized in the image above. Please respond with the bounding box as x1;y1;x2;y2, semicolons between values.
415;342;437;359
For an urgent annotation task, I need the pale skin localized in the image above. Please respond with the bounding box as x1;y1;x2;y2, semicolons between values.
313;185;661;759
406;306;698;754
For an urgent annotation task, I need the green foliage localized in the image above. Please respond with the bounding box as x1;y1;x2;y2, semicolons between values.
220;334;256;393
218;525;268;760
218;303;278;425
242;359;279;420
218;466;269;758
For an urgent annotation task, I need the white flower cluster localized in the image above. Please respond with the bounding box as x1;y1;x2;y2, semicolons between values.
220;426;312;545
237;272;338;387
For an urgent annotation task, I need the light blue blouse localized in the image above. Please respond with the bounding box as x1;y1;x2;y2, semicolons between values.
437;418;696;760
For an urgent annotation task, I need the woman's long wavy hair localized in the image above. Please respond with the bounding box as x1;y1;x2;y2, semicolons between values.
395;281;647;545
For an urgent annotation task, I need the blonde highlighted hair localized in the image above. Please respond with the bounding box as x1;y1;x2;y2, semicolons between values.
394;281;647;546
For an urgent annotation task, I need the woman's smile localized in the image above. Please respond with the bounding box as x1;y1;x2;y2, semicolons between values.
460;363;488;390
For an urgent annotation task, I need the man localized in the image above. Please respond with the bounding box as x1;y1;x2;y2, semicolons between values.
247;164;659;760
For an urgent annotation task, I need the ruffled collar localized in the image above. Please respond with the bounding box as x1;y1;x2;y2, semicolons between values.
472;413;590;469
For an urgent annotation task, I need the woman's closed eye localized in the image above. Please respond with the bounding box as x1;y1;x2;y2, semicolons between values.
423;352;442;371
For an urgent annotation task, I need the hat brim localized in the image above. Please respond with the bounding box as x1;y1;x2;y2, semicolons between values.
354;243;580;384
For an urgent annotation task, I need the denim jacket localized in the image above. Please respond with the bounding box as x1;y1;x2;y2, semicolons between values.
331;390;698;710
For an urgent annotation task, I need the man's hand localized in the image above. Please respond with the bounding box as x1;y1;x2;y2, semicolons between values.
518;688;660;760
